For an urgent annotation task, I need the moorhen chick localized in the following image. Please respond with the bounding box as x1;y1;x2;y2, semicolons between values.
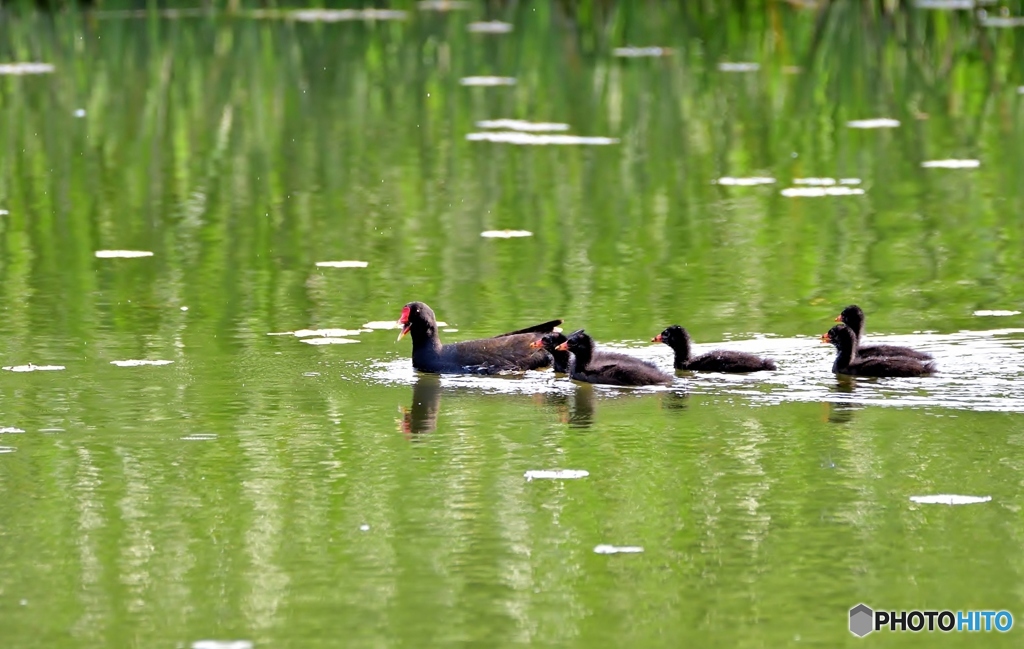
397;301;562;374
653;325;777;372
822;323;936;377
530;332;571;373
555;330;673;386
836;305;932;360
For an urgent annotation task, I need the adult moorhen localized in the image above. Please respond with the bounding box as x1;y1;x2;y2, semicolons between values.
836;305;932;360
397;301;562;374
555;330;672;386
653;325;777;372
822;323;936;377
530;332;571;373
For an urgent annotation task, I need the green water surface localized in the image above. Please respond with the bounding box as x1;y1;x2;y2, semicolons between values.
2;3;1024;648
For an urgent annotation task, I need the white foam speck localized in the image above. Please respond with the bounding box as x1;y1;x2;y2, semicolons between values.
467;20;512;33
363;320;403;330
847;118;900;128
921;159;980;169
914;0;973;8
475;119;569;132
191;642;254;649
718;61;760;72
467;132;618;145
0;447;15;454
293;328;363;338
481;230;533;238
182;433;217;441
74;108;86;118
524;469;589;481
0;209;8;216
715;177;775;186
180;306;189;311
95;250;154;258
2;364;65;372
793;177;862;186
460;76;516;86
593;544;644;554
110;359;174;367
0;62;55;75
442;328;459;333
418;0;471;10
973;310;1020;317
360;524;370;531
316;260;368;268
614;46;670;58
781;187;866;197
910;494;991;505
0;427;26;434
301;337;360;345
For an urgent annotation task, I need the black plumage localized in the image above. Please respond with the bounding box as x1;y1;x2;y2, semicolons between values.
836;305;932;360
397;301;562;374
653;325;777;372
530;332;571;374
823;323;936;377
556;330;673;386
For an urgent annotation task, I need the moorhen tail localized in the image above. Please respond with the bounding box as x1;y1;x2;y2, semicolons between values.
397;301;562;374
530;332;571;374
822;323;936;377
653;325;777;372
555;330;672;386
836;305;932;360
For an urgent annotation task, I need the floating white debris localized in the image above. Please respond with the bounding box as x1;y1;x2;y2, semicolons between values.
467;20;513;33
95;250;154;258
613;46;670;58
781;187;866;197
973;310;1021;317
460;76;516;87
182;433;217;441
847;118;900;129
1019;86;1024;94
593;544;644;555
293;328;364;338
418;0;471;10
39;428;65;433
921;159;980;169
110;360;174;367
2;364;65;372
0;427;26;434
301;337;360;345
302;372;320;377
0;447;15;454
292;8;407;21
481;230;533;238
315;260;368;268
0;62;55;75
467;132;618;145
914;0;973;8
910;494;991;505
715;177;775;186
74;108;86;118
793;177;863;186
192;642;254;649
524;469;589;481
718;62;760;72
442;328;459;333
359;524;370;531
180;306;189;311
363;320;403;330
0;209;8;216
475;119;570;132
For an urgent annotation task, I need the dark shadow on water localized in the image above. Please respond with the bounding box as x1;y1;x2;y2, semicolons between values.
826;378;864;424
660;390;691;411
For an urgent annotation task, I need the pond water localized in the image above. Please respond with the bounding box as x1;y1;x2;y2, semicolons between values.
2;4;1024;648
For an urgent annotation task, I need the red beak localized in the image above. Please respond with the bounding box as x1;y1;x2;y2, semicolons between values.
554;341;569;352
820;332;830;343
652;334;663;343
529;340;543;349
396;306;412;342
834;315;842;322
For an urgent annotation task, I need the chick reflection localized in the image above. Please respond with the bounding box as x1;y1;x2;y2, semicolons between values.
824;379;864;424
399;376;442;437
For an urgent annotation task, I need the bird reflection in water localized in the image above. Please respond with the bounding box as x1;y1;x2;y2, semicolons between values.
399;376;442;438
824;378;864;424
544;386;595;429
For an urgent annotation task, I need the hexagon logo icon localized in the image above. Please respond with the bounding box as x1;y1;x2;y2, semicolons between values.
850;603;874;637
